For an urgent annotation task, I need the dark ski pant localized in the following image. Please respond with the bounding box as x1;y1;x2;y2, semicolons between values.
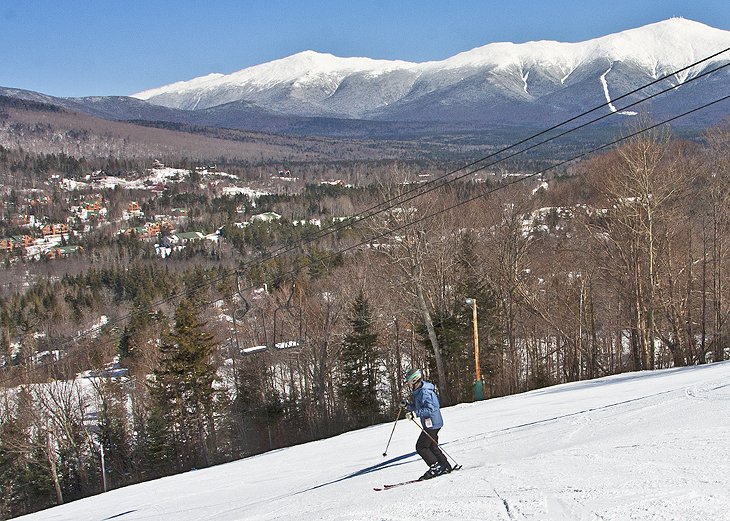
416;427;449;469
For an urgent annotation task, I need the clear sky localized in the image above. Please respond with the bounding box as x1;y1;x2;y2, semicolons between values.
2;0;728;98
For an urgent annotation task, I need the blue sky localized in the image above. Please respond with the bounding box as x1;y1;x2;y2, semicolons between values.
2;0;728;98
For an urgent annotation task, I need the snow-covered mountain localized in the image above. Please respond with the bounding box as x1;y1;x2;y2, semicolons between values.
133;18;730;125
13;362;730;520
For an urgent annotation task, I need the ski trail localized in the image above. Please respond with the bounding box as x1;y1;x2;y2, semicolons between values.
15;363;730;521
521;69;529;94
490;484;528;521
600;62;637;116
599;64;618;113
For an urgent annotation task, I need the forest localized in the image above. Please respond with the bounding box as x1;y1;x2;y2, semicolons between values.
0;119;729;519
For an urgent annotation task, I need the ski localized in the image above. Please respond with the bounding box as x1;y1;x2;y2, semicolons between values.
374;465;462;491
373;480;419;491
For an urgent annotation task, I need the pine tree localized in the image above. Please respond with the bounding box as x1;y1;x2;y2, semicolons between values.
0;389;55;517
148;298;220;471
143;399;176;477
340;291;381;428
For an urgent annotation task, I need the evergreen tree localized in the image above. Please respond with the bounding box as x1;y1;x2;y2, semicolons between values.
340;291;381;427
0;389;55;518
143;399;176;477
147;298;220;472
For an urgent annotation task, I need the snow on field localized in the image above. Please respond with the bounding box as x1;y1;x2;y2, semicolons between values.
221;186;271;199
58;166;256;194
14;362;730;521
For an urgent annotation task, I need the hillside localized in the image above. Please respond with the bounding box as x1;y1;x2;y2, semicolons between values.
0;95;467;162
13;362;730;521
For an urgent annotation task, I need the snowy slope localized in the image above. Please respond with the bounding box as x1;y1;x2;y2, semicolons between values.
133;51;422;115
433;17;727;75
14;361;730;521
132;18;730;123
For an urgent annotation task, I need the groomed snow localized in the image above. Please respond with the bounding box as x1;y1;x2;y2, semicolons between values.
13;361;730;521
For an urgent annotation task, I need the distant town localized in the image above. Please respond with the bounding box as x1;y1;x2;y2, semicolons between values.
0;160;359;264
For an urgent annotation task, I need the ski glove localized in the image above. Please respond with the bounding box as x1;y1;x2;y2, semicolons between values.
405;411;416;420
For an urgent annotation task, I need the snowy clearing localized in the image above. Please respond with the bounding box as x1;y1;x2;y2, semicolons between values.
13;362;730;521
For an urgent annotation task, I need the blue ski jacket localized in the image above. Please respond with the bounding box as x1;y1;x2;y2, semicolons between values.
406;381;444;430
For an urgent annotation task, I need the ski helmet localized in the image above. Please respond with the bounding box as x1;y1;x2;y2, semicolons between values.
404;368;423;389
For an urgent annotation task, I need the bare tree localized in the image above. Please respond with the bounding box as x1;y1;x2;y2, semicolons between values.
367;185;453;401
703;122;730;361
587;124;688;369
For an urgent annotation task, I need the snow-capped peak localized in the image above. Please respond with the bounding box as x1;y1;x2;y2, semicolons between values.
134;72;226;100
131;18;730;122
435;18;730;73
134;18;729;100
134;50;418;99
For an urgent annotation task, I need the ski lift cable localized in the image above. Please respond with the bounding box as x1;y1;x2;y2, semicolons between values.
226;49;730;278
2;52;728;385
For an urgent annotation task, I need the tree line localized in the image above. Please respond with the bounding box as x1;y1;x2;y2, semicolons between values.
1;121;729;518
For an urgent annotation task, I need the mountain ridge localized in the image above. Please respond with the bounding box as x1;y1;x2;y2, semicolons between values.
2;18;728;140
131;18;730;123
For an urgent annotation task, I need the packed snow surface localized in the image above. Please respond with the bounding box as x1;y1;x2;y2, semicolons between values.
14;362;730;520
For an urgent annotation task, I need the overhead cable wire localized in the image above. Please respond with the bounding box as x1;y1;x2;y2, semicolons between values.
163;50;730;310
230;46;730;270
5;90;727;388
1;51;728;386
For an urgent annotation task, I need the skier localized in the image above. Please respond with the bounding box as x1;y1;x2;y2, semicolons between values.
401;368;453;480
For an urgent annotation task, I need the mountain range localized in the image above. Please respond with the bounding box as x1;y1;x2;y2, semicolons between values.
3;18;730;139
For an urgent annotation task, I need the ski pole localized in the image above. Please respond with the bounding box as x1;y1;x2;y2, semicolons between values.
382;406;403;457
408;416;460;467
